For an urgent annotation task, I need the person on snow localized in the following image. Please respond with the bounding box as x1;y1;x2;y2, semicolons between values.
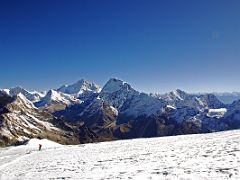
39;144;42;151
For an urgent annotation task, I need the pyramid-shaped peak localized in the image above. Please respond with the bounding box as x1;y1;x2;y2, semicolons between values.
101;78;133;93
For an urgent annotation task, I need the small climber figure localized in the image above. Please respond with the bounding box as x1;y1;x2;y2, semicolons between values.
39;144;42;151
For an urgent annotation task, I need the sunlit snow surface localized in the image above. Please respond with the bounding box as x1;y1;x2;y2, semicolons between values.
0;131;240;180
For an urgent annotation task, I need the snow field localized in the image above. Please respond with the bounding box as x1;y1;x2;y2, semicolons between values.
0;131;240;180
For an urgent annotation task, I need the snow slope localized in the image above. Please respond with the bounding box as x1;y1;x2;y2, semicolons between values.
0;130;239;180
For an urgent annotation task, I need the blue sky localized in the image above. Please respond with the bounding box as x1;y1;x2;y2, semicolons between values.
0;0;239;93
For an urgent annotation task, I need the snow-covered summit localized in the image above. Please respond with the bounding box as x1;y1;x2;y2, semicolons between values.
101;78;132;93
161;89;188;101
96;78;166;117
57;79;101;98
99;78;139;109
36;89;81;107
158;89;224;111
8;86;45;102
198;94;224;109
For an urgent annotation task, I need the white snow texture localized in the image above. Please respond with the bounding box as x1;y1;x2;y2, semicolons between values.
0;130;240;180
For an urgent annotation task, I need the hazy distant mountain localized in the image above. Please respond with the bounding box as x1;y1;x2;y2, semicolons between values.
57;79;101;99
213;92;240;104
7;86;45;102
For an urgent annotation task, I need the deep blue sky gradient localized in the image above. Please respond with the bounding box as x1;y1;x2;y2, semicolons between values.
0;0;240;93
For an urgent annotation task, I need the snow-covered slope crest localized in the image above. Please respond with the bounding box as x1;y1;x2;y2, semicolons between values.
0;130;239;180
24;138;62;148
57;79;101;97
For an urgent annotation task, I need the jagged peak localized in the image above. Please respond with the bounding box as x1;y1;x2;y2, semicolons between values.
8;86;44;103
45;89;62;100
165;89;189;101
11;85;24;90
57;79;100;96
175;89;187;94
76;79;88;85
36;89;81;108
9;86;28;94
199;93;222;102
48;89;57;94
101;78;133;94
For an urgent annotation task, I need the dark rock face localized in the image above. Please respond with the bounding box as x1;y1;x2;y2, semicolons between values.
0;92;14;109
0;95;98;147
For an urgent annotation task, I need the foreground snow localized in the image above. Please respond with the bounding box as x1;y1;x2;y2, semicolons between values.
0;131;240;180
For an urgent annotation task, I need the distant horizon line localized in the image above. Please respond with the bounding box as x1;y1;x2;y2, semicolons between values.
1;77;240;95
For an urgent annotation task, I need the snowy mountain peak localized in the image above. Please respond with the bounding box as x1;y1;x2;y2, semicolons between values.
9;86;28;95
76;79;88;86
9;86;43;102
57;79;101;97
175;89;187;95
45;89;60;101
40;89;67;104
172;89;188;100
199;94;224;109
36;89;81;108
98;78;165;117
161;89;189;102
101;78;133;94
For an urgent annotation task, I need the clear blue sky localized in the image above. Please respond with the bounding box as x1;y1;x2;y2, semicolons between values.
0;0;239;93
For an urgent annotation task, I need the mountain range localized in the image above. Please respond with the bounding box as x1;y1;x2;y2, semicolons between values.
1;78;240;146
